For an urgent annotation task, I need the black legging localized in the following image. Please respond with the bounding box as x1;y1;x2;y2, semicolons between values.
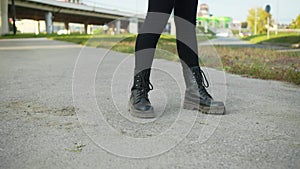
135;0;199;74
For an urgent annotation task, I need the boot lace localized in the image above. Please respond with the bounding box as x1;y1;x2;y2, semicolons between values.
134;75;153;102
193;69;212;99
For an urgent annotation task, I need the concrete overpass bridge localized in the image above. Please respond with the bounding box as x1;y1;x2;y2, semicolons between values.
0;0;145;35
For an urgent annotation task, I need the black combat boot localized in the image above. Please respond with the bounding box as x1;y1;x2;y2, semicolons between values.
182;66;225;115
128;69;155;118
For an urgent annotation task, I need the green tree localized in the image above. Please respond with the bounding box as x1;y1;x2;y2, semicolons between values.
288;14;300;29
247;7;272;34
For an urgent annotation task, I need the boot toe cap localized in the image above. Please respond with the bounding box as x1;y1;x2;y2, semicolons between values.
135;104;153;111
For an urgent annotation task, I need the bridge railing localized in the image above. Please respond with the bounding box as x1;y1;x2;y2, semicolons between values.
80;0;139;14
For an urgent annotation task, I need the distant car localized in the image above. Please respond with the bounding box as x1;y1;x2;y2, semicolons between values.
239;32;251;37
57;29;69;35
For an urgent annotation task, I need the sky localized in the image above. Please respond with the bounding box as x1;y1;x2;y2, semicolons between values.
82;0;300;24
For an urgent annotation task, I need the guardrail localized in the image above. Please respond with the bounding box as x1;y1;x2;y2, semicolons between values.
81;0;139;14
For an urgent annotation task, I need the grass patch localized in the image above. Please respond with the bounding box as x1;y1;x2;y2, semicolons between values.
51;34;92;45
0;33;49;39
213;47;300;85
242;33;300;44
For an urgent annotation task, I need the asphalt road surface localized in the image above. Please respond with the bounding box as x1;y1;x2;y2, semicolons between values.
0;38;299;169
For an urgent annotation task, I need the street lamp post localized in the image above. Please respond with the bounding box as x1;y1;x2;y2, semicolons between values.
265;4;271;39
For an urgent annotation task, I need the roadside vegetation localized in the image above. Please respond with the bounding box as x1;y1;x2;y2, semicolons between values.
1;33;299;85
0;33;53;39
242;33;300;45
214;46;300;85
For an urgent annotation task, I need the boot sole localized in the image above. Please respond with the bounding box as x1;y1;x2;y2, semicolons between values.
128;103;155;118
183;102;225;115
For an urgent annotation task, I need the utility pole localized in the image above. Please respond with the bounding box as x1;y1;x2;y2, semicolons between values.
254;8;257;35
275;0;279;35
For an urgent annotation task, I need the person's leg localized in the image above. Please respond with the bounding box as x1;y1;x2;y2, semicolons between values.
134;0;174;74
174;0;199;68
129;0;174;118
174;0;225;114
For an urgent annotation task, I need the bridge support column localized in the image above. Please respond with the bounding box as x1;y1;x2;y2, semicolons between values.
0;0;9;35
116;20;121;35
64;22;69;34
45;12;53;34
84;23;88;34
87;25;93;34
128;17;138;34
